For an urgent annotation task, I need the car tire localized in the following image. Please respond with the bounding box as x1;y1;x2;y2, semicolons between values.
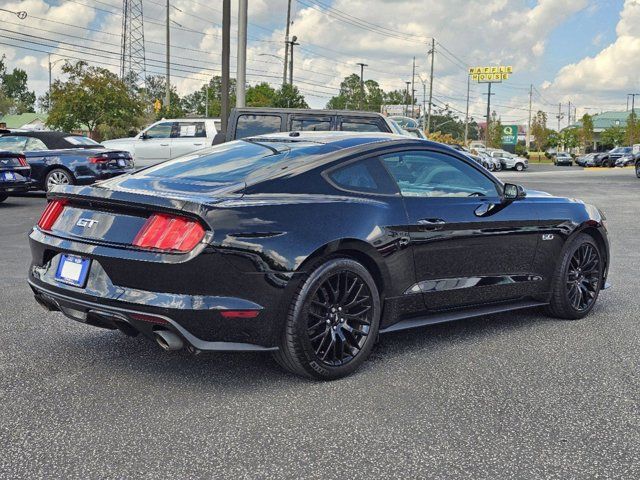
545;233;603;320
515;163;524;172
0;193;7;203
636;162;640;178
45;168;74;191
273;257;381;380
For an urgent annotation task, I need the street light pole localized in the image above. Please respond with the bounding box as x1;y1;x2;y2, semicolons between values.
426;38;435;134
236;0;248;108
464;75;470;144
356;62;367;110
405;81;411;117
288;36;299;86
221;0;231;132
411;56;416;118
165;0;170;110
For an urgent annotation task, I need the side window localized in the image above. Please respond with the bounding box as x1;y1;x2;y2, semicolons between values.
144;122;174;139
340;119;383;132
174;122;206;138
25;137;47;151
0;136;28;152
327;157;398;195
381;150;499;198
291;116;332;132
235;114;282;139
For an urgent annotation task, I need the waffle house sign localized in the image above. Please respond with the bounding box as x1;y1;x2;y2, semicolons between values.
469;66;513;83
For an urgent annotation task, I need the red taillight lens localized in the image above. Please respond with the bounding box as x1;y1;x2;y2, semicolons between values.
88;156;109;164
17;155;28;167
133;213;205;252
37;200;67;231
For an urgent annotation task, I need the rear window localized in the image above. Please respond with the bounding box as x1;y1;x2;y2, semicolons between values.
291;116;332;132
65;136;101;146
340;119;383;132
235;114;282;139
0;136;28;152
139;140;326;183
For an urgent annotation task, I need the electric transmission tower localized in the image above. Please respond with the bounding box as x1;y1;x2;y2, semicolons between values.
120;0;146;86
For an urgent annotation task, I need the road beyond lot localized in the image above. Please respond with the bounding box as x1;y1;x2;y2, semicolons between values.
1;167;639;479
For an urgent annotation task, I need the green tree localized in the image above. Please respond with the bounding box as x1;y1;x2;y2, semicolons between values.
579;113;594;152
246;82;276;107
47;61;144;140
546;130;559;149
142;75;183;119
531;110;548;151
626;112;640;145
600;125;626;148
487;117;503;148
0;55;35;114
272;84;308;108
181;76;236;117
561;127;580;150
326;74;385;111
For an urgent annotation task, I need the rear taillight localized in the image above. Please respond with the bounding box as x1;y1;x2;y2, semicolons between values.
132;213;205;252
88;156;109;164
17;155;28;167
37;200;67;231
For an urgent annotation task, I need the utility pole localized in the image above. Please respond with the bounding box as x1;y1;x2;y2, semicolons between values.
567;100;572;128
236;0;248;107
282;0;292;85
356;62;367;110
485;83;494;142
48;54;52;109
629;93;639;113
405;81;411;117
205;85;209;117
423;81;427;133
526;84;533;150
411;56;416;118
165;0;170;110
464;75;470;144
426;38;435;133
221;0;231;132
288;36;299;86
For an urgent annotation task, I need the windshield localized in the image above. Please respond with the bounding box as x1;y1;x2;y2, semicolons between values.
611;147;632;154
138;139;329;183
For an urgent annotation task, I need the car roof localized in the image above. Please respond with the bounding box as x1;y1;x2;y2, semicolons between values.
245;131;440;150
0;131;95;149
232;107;387;118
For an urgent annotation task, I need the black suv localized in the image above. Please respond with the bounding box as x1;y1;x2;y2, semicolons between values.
218;108;400;143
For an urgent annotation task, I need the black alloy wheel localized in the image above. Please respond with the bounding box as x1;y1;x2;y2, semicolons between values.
565;243;601;312
636;162;640;178
0;193;8;203
307;270;373;367
546;233;603;320
274;258;380;380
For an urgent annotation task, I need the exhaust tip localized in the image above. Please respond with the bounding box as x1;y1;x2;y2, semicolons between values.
154;330;184;351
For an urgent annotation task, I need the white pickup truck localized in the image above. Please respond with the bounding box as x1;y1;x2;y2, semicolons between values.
102;118;221;168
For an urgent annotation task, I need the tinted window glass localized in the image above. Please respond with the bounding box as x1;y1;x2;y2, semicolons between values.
328;158;397;194
0;136;28;152
340;120;383;132
174;122;206;138
235;114;282;139
144;122;174;139
140;140;326;183
25;137;48;151
291;117;332;132
381;150;499;198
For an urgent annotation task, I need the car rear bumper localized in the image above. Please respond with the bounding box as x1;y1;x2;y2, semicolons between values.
75;168;135;185
0;180;30;193
29;281;278;352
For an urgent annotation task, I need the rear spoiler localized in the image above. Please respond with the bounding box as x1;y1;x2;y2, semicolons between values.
47;184;245;219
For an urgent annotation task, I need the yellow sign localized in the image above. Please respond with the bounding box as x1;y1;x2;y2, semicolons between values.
469;66;513;83
153;99;162;113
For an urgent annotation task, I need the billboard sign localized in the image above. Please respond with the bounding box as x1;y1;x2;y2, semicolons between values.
469;66;513;83
501;125;518;145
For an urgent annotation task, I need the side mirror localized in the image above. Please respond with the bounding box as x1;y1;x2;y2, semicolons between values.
140;132;149;140
503;183;526;201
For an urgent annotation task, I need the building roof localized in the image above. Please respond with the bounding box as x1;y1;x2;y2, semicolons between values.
569;109;638;132
0;113;48;129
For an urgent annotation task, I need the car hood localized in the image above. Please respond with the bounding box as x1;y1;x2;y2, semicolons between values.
525;189;553;197
102;138;136;144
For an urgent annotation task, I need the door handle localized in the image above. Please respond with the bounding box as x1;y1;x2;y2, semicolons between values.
160;143;169;147
192;142;204;146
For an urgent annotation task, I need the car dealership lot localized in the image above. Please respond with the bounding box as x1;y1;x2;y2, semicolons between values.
1;166;638;478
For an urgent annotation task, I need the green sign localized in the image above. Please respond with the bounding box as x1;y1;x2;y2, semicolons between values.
501;125;518;145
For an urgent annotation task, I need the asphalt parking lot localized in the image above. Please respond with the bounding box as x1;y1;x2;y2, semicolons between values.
1;165;638;479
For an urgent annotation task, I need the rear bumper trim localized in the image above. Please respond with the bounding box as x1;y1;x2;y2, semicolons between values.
29;280;278;353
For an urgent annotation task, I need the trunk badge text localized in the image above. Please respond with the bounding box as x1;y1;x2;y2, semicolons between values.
77;218;99;228
542;234;554;241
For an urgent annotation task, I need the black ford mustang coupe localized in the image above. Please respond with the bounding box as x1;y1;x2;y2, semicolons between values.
28;133;609;379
